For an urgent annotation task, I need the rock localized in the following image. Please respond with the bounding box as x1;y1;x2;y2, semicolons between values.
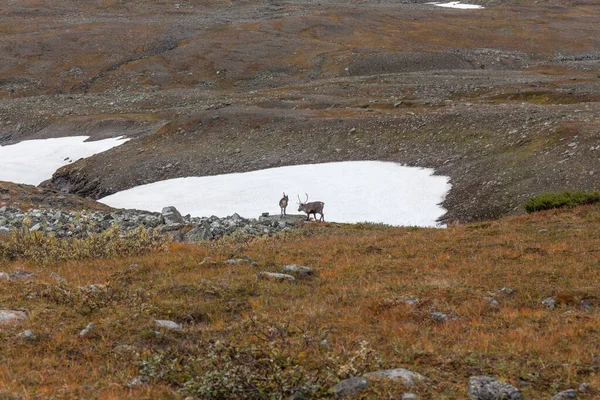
18;330;37;341
256;272;295;282
0;310;27;325
127;376;149;388
281;264;313;276
467;376;521;400
485;297;500;307
8;270;36;280
402;394;418;400
79;322;95;337
552;389;577;399
498;287;515;295
332;377;369;398
184;224;212;241
225;258;252;265
0;272;9;281
364;368;424;386
155;319;182;331
161;206;183;225
430;311;449;322
542;297;557;309
577;383;589;393
0;226;11;236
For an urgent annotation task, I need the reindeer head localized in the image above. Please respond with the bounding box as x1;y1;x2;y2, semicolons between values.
282;192;288;202
297;193;309;212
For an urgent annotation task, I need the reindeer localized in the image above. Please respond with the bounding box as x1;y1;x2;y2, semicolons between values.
279;192;289;218
297;193;325;222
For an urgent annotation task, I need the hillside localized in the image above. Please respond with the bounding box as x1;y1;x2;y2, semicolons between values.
1;204;600;398
0;0;599;222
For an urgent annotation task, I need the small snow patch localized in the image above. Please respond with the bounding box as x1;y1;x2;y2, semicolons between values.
427;1;484;9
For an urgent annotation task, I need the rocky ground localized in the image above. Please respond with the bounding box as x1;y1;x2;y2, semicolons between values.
0;0;599;222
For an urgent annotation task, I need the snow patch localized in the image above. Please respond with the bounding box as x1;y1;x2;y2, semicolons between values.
100;161;451;227
427;2;484;9
0;136;129;185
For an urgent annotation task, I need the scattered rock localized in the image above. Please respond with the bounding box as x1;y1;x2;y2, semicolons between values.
0;310;27;325
155;319;182;331
127;376;149;388
281;264;313;276
8;270;36;280
256;272;295;282
485;297;500;307
0;272;9;281
161;206;183;225
79;322;95;337
577;383;589;393
184;224;212;241
18;330;37;341
429;311;457;322
225;258;252;265
552;389;577;399
364;368;424;386
542;297;557;309
402;394;418;400
498;287;515;295
467;376;521;400
332;377;369;398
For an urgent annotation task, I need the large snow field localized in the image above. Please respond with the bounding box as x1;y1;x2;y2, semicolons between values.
100;161;451;227
427;2;484;9
0;136;129;185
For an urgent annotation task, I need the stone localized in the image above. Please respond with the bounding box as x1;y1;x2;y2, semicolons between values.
552;389;577;399
364;368;424;386
256;272;295;282
8;270;36;280
225;258;252;265
485;297;500;307
467;376;521;400
155;319;182;331
79;322;95;337
0;272;9;281
402;394;418;400
332;377;369;398
184;224;213;241
577;383;589;393
542;297;557;309
18;330;37;341
0;310;27;325
281;264;313;276
127;376;149;388
430;311;449;322
161;206;183;225
498;287;515;295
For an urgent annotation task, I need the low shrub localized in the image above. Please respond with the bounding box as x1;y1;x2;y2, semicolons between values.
0;225;169;263
524;191;600;213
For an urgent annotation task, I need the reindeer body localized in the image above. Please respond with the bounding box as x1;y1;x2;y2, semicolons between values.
297;194;324;222
279;193;289;218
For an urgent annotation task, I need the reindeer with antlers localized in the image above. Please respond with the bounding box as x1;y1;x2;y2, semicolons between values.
297;193;325;222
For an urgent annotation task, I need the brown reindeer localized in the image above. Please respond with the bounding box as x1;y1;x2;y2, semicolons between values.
297;193;325;222
279;192;289;218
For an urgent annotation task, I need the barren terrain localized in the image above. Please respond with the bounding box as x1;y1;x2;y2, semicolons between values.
1;0;599;221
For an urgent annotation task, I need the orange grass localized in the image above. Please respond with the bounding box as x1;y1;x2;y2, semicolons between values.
1;205;600;398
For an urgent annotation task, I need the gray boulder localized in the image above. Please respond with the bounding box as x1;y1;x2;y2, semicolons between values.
184;224;213;242
282;264;313;277
0;310;27;325
18;330;37;341
332;377;369;398
467;376;521;400
79;322;95;337
552;389;577;399
256;272;295;282
542;297;557;309
155;319;182;331
161;206;183;225
363;368;424;386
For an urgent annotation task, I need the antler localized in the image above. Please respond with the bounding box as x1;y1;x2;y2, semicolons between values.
304;193;309;203
297;194;302;205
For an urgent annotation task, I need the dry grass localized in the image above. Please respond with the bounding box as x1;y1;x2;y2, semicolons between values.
1;205;600;398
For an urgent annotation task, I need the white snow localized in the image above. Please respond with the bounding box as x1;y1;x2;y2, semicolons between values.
0;136;129;185
100;161;451;227
427;2;484;9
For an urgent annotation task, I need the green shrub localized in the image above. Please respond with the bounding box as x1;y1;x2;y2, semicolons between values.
524;191;600;213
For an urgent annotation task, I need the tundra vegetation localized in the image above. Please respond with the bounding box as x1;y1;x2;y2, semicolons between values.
1;204;600;398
